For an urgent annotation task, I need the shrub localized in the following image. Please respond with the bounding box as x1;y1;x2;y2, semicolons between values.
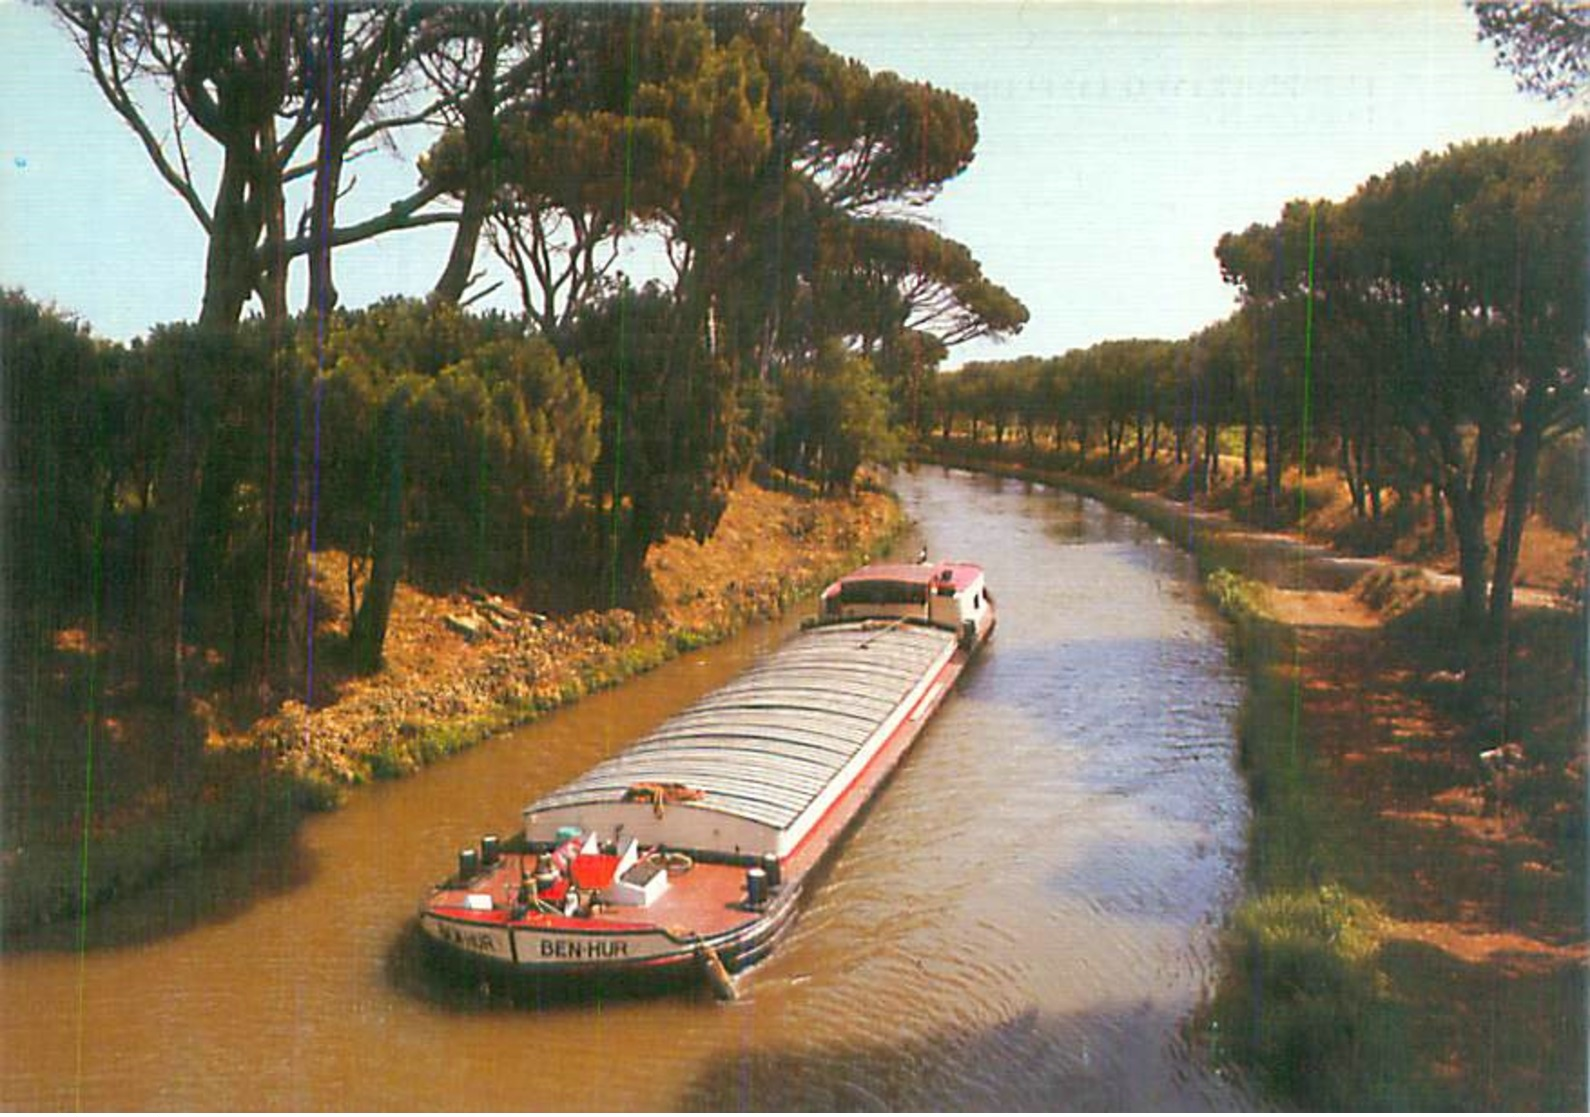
1354;566;1434;619
1207;568;1272;629
1210;884;1391;1108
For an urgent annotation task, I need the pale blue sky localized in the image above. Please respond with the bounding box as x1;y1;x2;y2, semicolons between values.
0;1;1571;366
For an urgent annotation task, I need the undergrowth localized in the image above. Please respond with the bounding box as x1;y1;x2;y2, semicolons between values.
1209;885;1395;1110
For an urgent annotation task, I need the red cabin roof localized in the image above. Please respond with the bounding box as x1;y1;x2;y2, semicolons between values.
830;561;982;595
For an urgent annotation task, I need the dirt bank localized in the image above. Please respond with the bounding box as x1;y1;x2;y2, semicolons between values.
255;478;903;791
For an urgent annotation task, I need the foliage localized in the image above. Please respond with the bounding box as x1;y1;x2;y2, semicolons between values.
2;291;110;642
1206;569;1272;631
314;298;602;664
52;3;1021;629
1212;886;1392;1110
773;341;903;491
1473;1;1590;101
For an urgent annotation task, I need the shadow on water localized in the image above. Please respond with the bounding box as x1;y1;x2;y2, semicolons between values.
0;814;316;955
677;1001;1261;1111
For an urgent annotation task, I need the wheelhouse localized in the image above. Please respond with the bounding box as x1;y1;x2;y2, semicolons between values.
819;561;993;647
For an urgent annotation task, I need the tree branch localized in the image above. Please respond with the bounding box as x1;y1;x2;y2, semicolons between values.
275;179;456;258
65;8;214;234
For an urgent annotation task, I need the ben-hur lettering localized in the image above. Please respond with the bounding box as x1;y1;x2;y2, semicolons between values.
539;938;630;960
437;923;499;954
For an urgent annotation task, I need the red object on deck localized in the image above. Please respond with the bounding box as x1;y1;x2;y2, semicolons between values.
569;853;621;890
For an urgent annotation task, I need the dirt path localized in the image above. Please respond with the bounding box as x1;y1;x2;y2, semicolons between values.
1283;611;1585;1106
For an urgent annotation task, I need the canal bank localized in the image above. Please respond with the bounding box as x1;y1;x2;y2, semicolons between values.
2;478;905;938
921;451;1587;1110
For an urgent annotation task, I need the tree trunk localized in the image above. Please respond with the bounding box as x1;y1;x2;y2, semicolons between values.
1430;481;1445;548
350;392;407;672
1342;435;1366;517
143;410;210;705
432;15;501;306
1264;421;1282;518
308;10;347;317
1203;422;1219;493
1446;485;1491;640
1488;383;1550;634
434;191;492;305
199;148;261;331
1242;414;1254;484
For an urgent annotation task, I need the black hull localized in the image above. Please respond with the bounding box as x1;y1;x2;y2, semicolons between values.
417;880;804;997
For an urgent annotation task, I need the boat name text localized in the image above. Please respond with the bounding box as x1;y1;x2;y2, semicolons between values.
436;923;500;954
539;938;630;960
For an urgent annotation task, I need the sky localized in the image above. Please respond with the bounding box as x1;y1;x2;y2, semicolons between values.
0;0;1573;368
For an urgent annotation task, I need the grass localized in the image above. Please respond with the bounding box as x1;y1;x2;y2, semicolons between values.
1205;570;1586;1109
1192;573;1404;1107
0;762;328;940
1209;885;1395;1110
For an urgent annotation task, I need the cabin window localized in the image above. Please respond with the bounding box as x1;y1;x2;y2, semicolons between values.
837;580;927;606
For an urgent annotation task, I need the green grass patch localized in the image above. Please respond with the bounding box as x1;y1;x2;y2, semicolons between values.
1205;885;1394;1110
1206;568;1273;632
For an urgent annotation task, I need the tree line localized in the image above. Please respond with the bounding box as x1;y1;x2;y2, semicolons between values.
6;3;1028;728
933;119;1586;674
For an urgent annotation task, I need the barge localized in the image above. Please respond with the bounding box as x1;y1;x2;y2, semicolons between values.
417;560;994;991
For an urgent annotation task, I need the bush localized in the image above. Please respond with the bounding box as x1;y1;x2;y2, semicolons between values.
1207;568;1272;629
1354;565;1435;619
1210;885;1391;1108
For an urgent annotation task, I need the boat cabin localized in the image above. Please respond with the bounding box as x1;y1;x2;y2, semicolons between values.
819;561;992;645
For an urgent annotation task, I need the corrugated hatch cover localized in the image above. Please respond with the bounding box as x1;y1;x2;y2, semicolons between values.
527;623;958;832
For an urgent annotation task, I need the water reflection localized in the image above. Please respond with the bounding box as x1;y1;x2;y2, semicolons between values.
680;1002;1253;1111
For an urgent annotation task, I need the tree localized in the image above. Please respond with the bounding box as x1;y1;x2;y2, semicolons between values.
1277;122;1588;667
55;2;496;333
2;293;111;650
561;283;743;602
1217;201;1322;518
776;341;901;491
814;216;1027;356
1472;1;1590;102
461;110;690;334
298;4;421;316
316;298;600;669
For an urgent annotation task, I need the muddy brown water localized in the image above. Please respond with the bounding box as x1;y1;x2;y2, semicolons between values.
0;466;1257;1110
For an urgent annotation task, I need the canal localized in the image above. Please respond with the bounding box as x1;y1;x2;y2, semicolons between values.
0;467;1255;1110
